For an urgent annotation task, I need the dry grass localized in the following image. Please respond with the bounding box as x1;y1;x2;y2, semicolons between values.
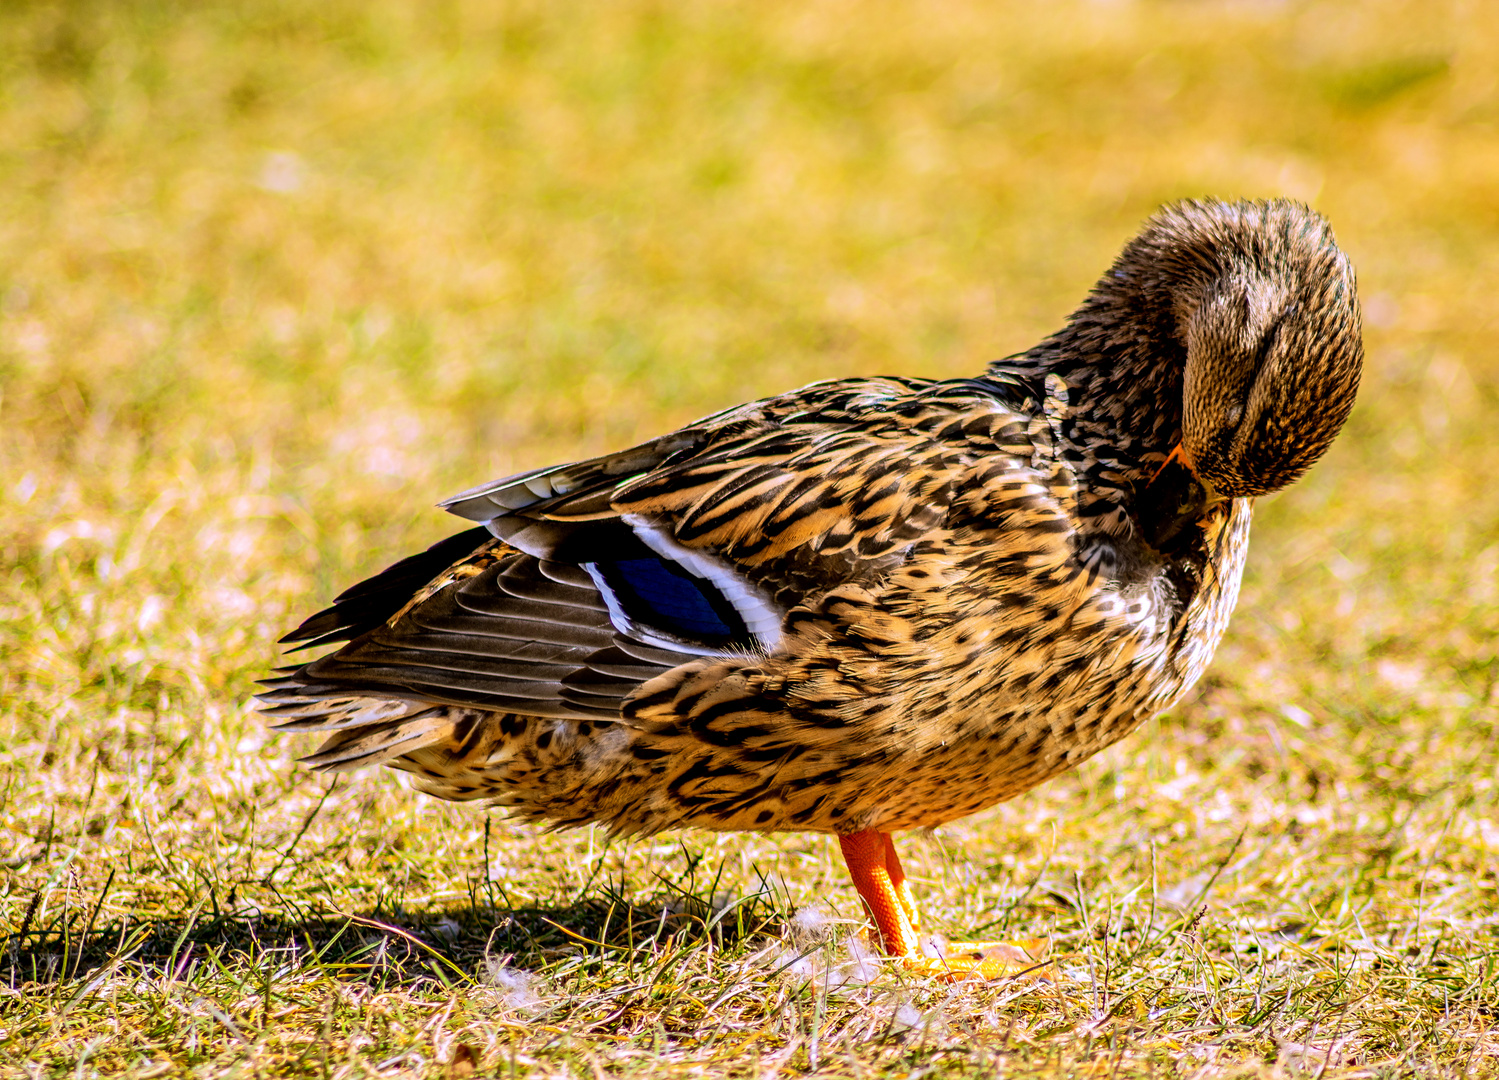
3;0;1498;1076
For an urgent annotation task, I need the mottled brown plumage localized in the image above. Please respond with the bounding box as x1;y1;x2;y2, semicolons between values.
259;199;1362;974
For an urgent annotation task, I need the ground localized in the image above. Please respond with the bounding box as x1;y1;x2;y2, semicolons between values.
2;1;1498;1076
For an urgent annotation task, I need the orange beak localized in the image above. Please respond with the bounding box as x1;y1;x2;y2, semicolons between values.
1148;441;1223;505
1150;442;1192;483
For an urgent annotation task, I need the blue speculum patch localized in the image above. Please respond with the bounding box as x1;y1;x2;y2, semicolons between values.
594;557;748;644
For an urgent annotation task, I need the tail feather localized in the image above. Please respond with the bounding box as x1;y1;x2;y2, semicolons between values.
258;691;424;733
300;710;455;771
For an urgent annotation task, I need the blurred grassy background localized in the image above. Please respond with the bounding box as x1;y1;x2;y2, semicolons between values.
2;0;1498;1076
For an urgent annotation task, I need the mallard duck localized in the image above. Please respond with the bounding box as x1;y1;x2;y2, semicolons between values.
260;199;1362;978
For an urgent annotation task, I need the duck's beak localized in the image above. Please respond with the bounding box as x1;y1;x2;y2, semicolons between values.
1149;442;1224;504
1150;442;1191;484
1137;442;1223;551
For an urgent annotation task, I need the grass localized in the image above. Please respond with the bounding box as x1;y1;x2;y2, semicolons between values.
2;0;1498;1075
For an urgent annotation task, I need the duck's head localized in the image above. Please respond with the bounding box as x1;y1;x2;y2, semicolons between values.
1126;200;1365;501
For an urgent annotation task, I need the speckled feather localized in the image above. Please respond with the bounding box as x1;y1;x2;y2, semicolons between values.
259;199;1361;842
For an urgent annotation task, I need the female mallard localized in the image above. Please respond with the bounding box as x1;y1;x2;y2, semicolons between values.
260;199;1362;978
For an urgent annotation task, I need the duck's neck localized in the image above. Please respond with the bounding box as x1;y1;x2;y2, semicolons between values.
987;285;1190;496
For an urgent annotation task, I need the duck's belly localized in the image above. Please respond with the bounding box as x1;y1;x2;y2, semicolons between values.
840;649;1176;834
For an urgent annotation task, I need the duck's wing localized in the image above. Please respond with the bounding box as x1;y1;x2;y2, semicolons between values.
453;376;1046;603
259;376;1041;763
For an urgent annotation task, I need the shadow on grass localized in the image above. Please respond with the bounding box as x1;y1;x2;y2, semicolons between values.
2;876;787;991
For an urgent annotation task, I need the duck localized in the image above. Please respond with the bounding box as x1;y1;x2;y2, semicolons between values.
259;199;1362;979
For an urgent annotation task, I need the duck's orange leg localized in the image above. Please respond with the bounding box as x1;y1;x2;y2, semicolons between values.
882;832;923;937
838;830;921;957
838;829;1051;981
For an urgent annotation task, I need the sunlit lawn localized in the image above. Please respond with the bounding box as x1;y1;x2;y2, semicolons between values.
3;1;1498;1076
